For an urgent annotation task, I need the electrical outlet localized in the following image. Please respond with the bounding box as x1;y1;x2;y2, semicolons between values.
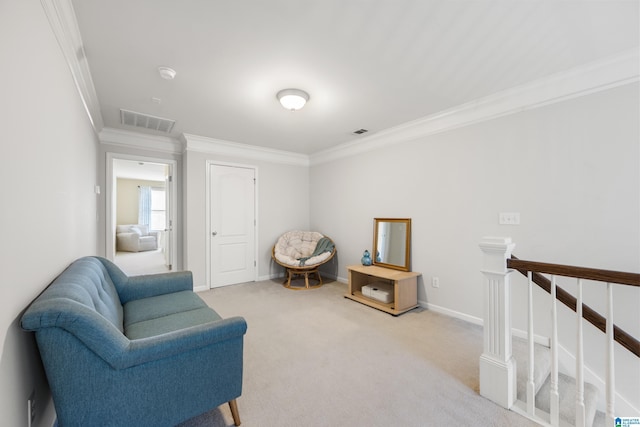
27;389;36;427
432;277;440;288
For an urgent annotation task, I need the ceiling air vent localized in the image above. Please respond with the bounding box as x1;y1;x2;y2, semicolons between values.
353;128;368;135
120;109;175;133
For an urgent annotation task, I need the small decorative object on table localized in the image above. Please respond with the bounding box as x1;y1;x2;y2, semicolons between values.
361;250;372;266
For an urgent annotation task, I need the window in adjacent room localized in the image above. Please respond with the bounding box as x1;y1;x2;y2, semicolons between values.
150;187;166;232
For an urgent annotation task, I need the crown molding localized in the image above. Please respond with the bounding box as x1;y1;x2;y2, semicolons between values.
182;134;309;167
41;0;103;133
310;49;639;166
99;127;183;154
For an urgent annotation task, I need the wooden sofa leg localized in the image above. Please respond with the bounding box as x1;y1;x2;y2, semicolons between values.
229;399;241;426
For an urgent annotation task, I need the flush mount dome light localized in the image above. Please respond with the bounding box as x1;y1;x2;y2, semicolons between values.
158;66;176;80
277;88;309;111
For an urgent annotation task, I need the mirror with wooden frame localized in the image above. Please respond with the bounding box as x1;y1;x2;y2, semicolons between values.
372;218;411;271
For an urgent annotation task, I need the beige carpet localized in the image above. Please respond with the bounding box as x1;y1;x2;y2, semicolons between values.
114;249;169;275
179;279;538;427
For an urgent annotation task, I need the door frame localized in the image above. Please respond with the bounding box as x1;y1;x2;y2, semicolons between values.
106;152;178;269
205;160;258;289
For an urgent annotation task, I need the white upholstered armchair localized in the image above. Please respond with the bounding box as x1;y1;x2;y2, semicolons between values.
116;224;159;252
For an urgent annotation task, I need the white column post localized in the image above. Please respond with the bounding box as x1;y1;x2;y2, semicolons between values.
479;236;517;409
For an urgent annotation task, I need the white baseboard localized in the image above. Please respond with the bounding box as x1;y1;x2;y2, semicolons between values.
418;300;484;326
420;300;550;348
259;273;342;282
257;273;281;281
511;328;551;348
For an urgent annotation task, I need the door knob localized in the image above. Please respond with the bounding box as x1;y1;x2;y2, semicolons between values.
212;231;218;236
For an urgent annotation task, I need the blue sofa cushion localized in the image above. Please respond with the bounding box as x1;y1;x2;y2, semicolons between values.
124;290;207;325
125;308;223;340
24;257;124;332
124;291;222;339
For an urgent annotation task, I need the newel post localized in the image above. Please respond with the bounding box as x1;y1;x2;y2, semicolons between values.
479;237;516;408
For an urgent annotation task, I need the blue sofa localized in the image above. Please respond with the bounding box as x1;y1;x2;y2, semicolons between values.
21;256;247;427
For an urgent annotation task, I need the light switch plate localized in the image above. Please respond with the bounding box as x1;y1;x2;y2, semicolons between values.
499;212;520;225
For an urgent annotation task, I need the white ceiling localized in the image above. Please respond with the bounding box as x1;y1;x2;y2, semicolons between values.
114;159;167;182
71;0;639;155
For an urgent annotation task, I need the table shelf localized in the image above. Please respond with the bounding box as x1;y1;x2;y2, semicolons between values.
345;265;421;316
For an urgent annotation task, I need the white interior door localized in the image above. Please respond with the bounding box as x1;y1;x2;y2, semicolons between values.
209;164;256;287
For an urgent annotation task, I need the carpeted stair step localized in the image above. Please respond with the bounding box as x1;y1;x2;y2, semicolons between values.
592;410;606;427
535;372;599;427
512;337;600;426
513;337;552;401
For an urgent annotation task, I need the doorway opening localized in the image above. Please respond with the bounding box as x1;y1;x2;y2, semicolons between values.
106;153;177;275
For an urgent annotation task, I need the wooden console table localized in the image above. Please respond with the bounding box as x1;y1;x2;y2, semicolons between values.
345;265;421;315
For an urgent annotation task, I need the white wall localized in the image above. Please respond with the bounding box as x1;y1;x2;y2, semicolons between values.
184;149;310;288
116;178;165;225
309;83;639;407
0;1;100;426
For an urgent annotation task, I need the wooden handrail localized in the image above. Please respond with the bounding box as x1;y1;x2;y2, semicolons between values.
508;256;640;358
507;258;640;287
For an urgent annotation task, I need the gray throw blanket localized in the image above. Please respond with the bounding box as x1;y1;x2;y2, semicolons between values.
298;237;334;266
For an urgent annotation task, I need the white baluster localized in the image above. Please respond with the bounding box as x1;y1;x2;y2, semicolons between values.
526;271;536;416
576;279;586;427
550;275;559;426
606;282;615;426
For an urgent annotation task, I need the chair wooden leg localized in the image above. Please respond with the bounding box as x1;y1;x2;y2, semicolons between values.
228;399;241;426
285;269;292;287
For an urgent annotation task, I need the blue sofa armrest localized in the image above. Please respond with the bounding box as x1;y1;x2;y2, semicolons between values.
22;299;131;357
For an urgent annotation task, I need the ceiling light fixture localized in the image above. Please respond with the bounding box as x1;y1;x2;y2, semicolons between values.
277;88;309;111
158;66;176;80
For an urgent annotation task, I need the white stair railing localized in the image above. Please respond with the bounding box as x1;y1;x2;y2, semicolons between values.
479;236;640;427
